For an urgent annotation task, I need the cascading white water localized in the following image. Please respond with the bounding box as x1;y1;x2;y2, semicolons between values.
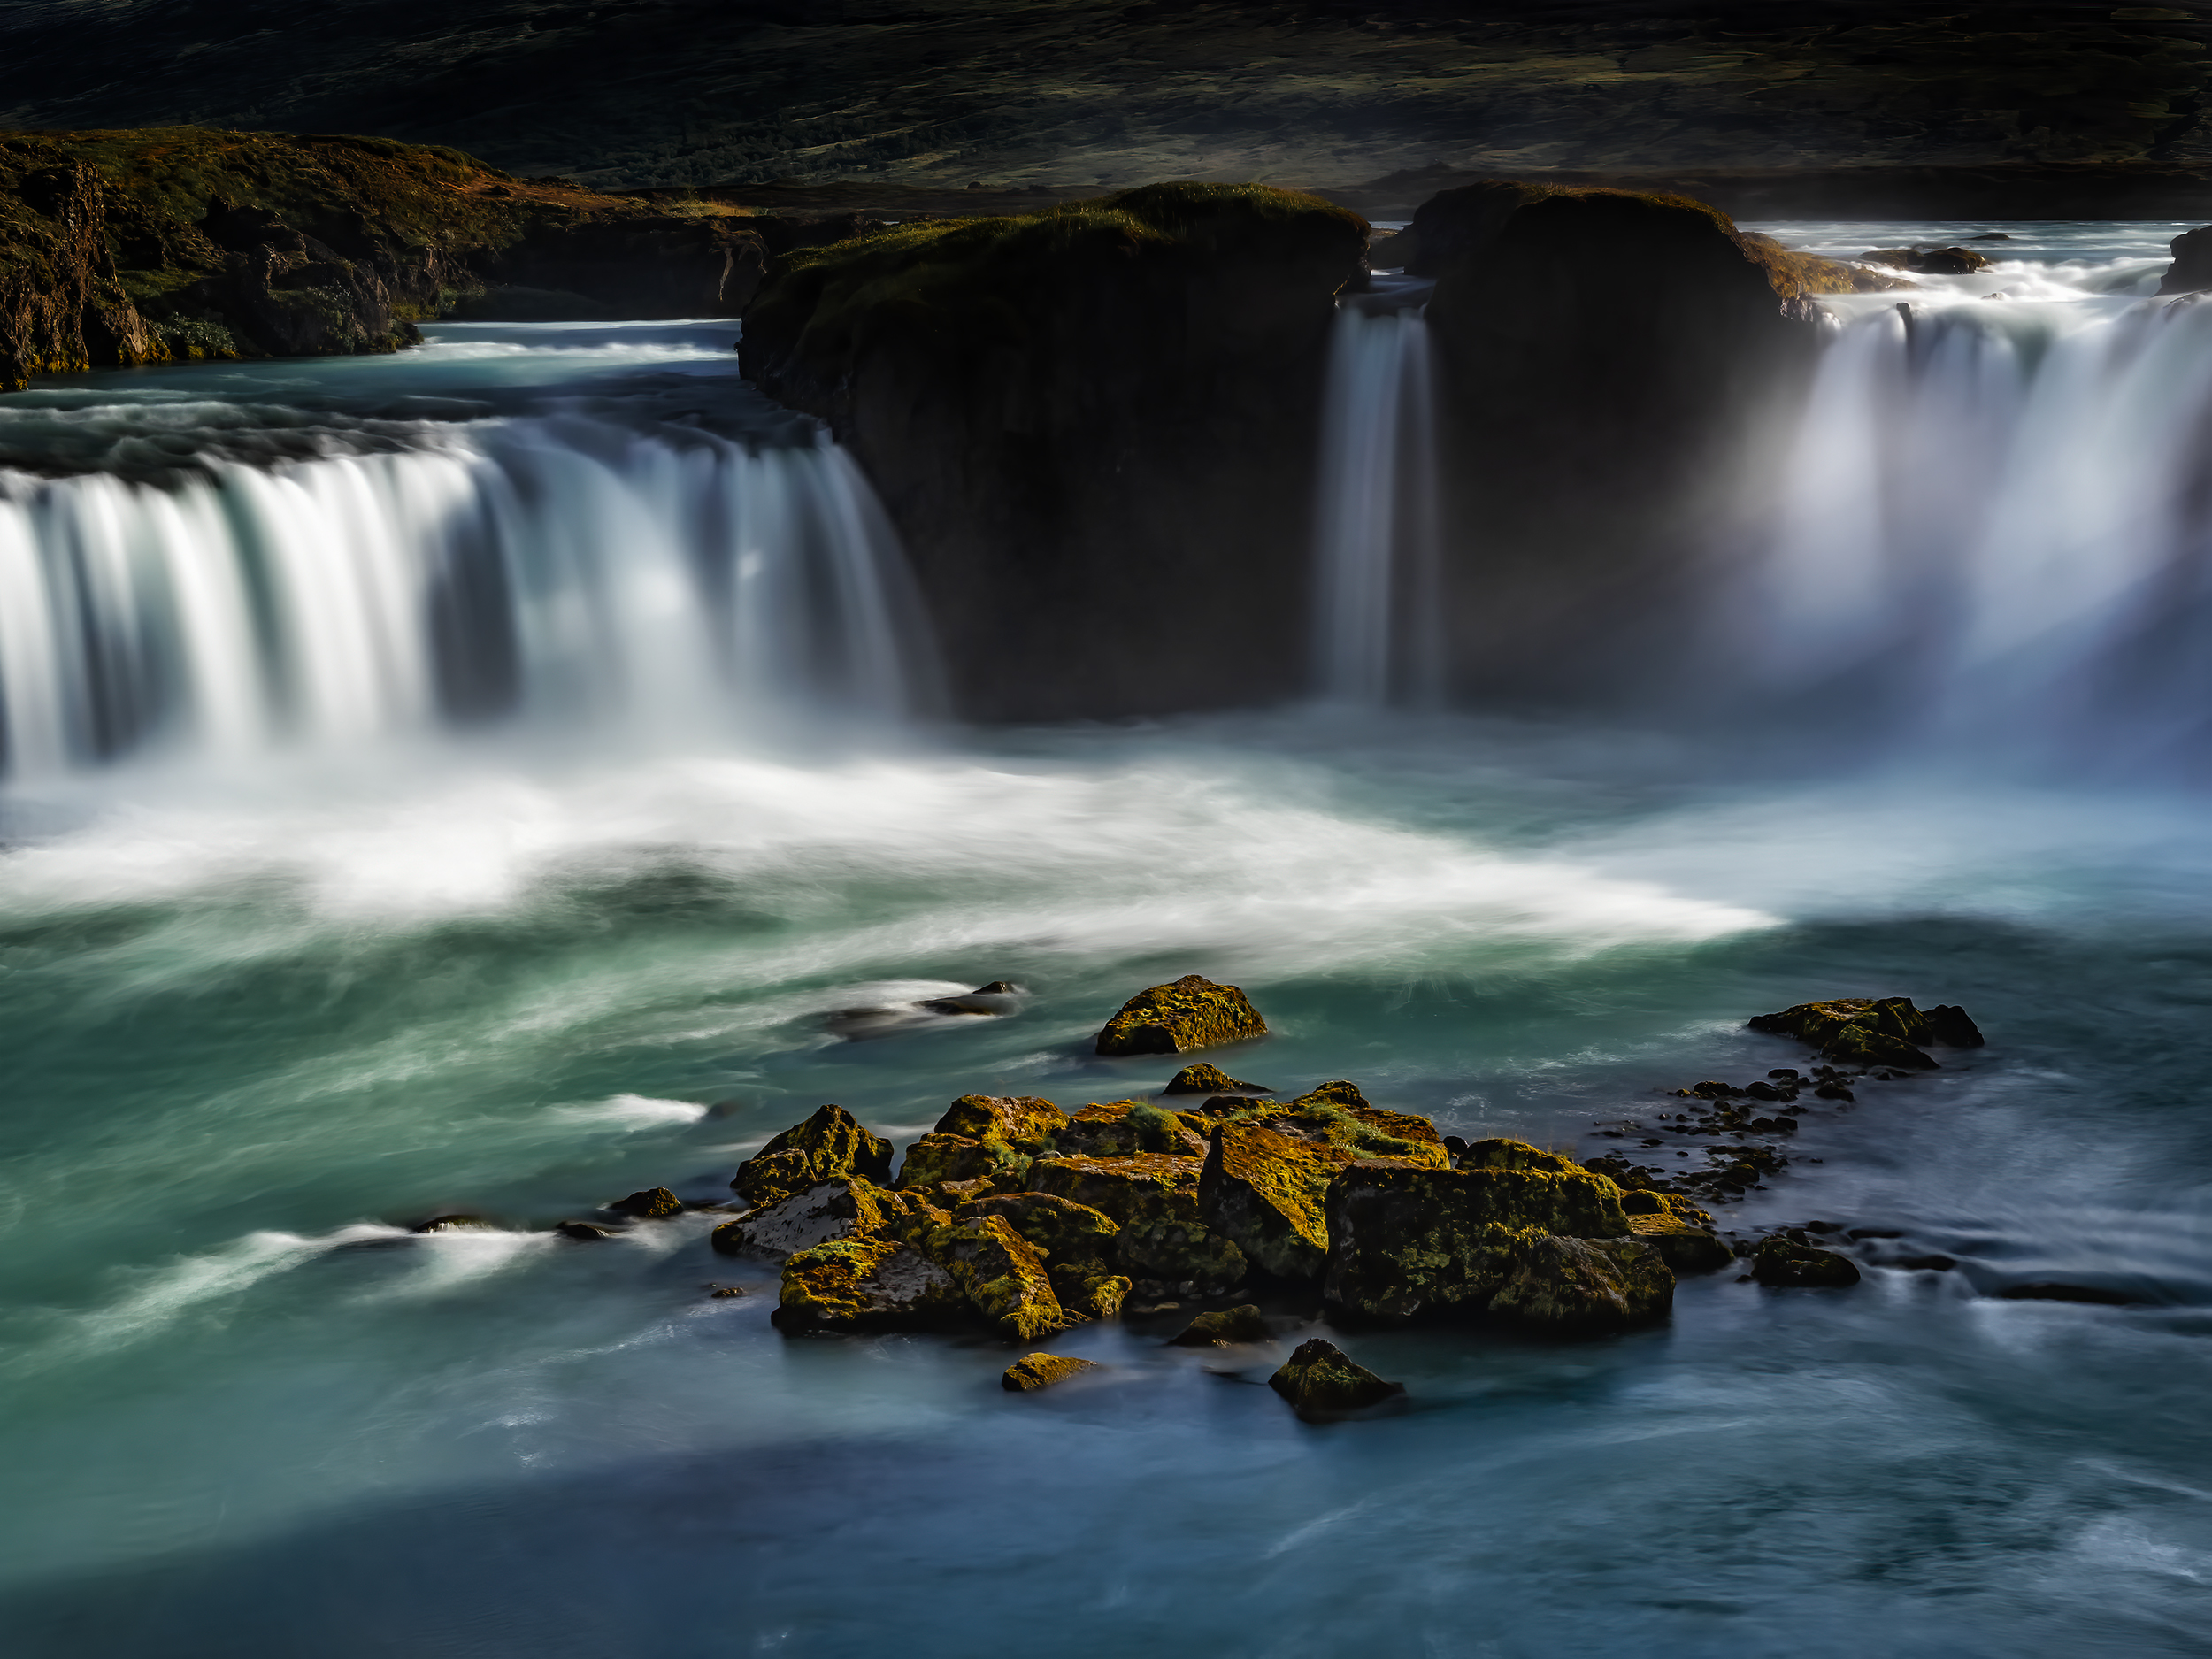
1311;295;1444;706
0;417;939;780
1744;291;2212;767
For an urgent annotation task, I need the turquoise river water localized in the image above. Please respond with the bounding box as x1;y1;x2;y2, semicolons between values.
2;261;2210;1656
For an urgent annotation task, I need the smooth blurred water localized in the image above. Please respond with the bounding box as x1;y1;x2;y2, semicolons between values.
3;308;2211;1657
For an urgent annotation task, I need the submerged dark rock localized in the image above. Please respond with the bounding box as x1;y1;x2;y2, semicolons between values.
1166;1303;1271;1347
1751;1234;1863;1287
1268;1338;1404;1418
1489;1234;1673;1333
1993;1282;2152;1307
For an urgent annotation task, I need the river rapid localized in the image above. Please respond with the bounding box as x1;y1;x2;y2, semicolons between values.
2;259;2211;1655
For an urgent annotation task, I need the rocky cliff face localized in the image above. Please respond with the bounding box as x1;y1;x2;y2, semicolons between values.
740;182;1367;721
1407;181;1824;705
0;127;869;389
0;149;164;388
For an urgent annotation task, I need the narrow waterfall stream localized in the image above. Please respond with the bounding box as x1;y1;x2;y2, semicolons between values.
1311;284;1443;705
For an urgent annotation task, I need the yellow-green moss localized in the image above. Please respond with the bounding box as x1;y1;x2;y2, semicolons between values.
1093;974;1269;1057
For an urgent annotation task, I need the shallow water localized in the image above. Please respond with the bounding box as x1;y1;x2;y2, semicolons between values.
4;301;2211;1655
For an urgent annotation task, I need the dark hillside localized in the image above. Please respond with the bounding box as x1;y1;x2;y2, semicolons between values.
3;3;2211;194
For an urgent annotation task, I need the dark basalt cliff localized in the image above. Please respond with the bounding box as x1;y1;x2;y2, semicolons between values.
0;127;877;391
740;182;1367;722
1408;182;1831;704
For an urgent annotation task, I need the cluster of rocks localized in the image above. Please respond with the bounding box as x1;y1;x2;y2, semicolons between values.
512;978;1996;1418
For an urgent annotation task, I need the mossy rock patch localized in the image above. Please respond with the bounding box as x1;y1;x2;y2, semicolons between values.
1094;974;1267;1056
1002;1352;1102;1392
733;1104;894;1207
1269;1338;1404;1419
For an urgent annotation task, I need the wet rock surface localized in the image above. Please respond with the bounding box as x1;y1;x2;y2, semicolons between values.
680;987;1993;1365
1269;1338;1404;1419
1094;974;1269;1057
1002;1353;1102;1392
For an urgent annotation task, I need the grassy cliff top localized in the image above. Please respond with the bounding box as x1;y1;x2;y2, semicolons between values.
0;127;657;258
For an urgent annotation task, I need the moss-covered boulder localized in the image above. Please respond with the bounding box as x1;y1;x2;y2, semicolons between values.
1459;1138;1582;1173
1094;975;1268;1057
732;1105;895;1207
1623;1209;1734;1274
1162;1064;1273;1096
1490;1235;1675;1333
895;1132;1029;1192
1747;996;1981;1069
607;1187;683;1220
1023;1149;1247;1292
1268;1338;1405;1419
1053;1101;1210;1158
1753;1234;1863;1288
917;1215;1071;1341
934;1094;1068;1146
1002;1352;1102;1392
772;1237;965;1333
1199;1119;1352;1282
1167;1303;1271;1347
1321;1161;1633;1323
711;1177;941;1260
1050;1267;1133;1321
954;1191;1120;1269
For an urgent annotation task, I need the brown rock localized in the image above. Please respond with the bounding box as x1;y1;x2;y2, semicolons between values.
1002;1352;1102;1392
1268;1338;1404;1418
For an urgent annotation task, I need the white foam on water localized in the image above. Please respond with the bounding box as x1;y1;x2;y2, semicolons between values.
553;1094;711;1130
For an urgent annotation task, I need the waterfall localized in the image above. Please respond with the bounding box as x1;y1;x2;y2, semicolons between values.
0;417;940;780
1311;294;1444;706
1741;293;2212;771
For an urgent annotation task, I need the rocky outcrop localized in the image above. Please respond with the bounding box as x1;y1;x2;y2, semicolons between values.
1747;997;1984;1071
916;1214;1069;1340
1161;1064;1273;1096
711;1177;935;1259
731;1104;895;1208
772;1236;966;1333
738;182;1367;720
1269;1339;1404;1419
0;149;165;390
1002;1352;1102;1391
1406;180;1822;706
1320;1148;1642;1324
2161;226;2212;296
0;127;892;389
1489;1235;1673;1333
1620;1192;1733;1274
1025;1151;1247;1295
1752;1233;1863;1288
1166;1303;1271;1347
607;1187;683;1220
1859;244;1993;276
1094;974;1268;1057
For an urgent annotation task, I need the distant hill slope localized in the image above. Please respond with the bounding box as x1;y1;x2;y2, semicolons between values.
2;2;2211;191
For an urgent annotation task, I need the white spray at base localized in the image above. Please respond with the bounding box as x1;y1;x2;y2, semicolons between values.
0;417;940;780
1311;294;1445;707
1742;290;2212;770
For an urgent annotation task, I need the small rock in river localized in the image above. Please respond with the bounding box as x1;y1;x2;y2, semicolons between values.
1094;973;1267;1056
1167;1303;1271;1346
607;1187;683;1219
1268;1338;1404;1418
557;1220;617;1241
1751;1234;1862;1287
1002;1352;1102;1392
